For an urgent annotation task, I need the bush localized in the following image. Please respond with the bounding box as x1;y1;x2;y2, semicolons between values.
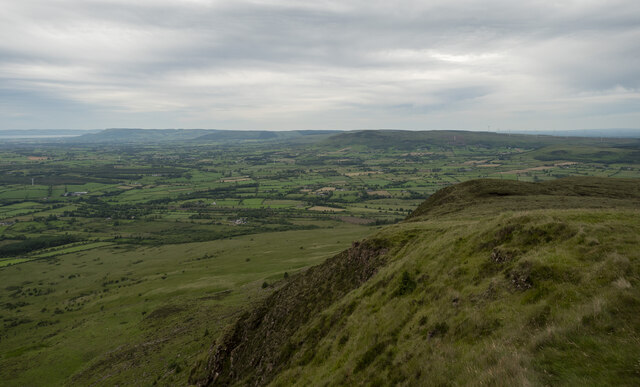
395;271;417;296
355;341;389;372
428;322;449;338
0;235;79;257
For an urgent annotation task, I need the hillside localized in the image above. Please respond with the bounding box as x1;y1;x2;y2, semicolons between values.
192;177;640;386
321;130;640;150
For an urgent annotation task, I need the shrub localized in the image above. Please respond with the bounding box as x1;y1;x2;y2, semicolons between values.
355;341;389;372
395;271;417;296
428;322;449;338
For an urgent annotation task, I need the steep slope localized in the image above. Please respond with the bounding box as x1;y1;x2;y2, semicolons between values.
192;178;640;386
190;239;391;386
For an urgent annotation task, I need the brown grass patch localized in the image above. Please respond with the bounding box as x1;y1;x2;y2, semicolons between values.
336;216;375;225
345;171;382;177
367;190;391;197
220;177;251;183
308;206;345;212
315;187;336;193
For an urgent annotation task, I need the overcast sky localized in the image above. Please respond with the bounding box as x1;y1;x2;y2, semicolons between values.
1;0;639;131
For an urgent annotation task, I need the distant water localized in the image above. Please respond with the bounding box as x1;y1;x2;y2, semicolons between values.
0;135;81;139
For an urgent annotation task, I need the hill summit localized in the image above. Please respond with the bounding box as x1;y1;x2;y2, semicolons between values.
192;177;640;386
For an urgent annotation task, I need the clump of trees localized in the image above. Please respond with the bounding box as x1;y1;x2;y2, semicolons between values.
0;235;78;257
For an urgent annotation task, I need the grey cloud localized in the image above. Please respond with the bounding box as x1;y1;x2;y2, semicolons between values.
1;0;639;130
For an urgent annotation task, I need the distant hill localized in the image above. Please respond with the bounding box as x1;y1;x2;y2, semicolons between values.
43;128;640;147
528;145;640;164
513;129;640;138
322;130;639;150
66;129;341;144
0;129;98;139
192;177;640;386
194;130;338;142
66;129;210;143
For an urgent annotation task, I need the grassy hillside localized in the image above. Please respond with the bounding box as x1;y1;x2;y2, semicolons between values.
407;177;640;219
0;224;374;386
193;177;640;386
529;145;640;164
322;130;640;150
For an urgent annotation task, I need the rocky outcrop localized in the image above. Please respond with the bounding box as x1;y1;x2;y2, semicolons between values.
191;239;391;386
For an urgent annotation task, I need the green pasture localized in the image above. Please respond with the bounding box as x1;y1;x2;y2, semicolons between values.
0;132;639;385
0;224;373;386
32;242;114;258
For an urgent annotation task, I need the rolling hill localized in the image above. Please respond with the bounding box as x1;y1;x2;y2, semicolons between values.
66;129;340;144
321;130;640;151
191;177;640;386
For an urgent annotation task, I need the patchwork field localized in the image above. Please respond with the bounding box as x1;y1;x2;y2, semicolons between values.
0;130;639;385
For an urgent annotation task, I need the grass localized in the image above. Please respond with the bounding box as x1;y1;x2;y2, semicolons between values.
272;208;640;385
0;258;32;267
0;132;639;385
0;224;374;386
31;241;114;258
195;178;640;386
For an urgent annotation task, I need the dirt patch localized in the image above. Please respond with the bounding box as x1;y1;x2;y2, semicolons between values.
145;305;185;320
220;177;251;183
315;187;336;193
344;171;382;177
507;262;533;291
400;152;432;156
308;206;345;212
336;216;375;225
499;162;578;174
463;159;489;165
198;290;232;301
499;166;551;174
367;190;391;197
321;147;351;155
491;247;518;263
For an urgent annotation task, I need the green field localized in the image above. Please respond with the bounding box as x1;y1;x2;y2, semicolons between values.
0;130;639;385
192;178;640;386
0;224;373;386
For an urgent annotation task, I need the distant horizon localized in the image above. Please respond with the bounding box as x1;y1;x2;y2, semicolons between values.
3;127;640;135
2;127;639;140
1;127;639;132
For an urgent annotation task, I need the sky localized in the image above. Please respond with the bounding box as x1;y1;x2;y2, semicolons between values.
1;0;639;131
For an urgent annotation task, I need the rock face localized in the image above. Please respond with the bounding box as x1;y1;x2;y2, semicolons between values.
191;239;390;386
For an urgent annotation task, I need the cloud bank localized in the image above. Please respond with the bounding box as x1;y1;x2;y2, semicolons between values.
1;0;639;130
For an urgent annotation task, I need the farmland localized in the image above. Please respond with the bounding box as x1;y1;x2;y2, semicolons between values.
0;129;639;385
